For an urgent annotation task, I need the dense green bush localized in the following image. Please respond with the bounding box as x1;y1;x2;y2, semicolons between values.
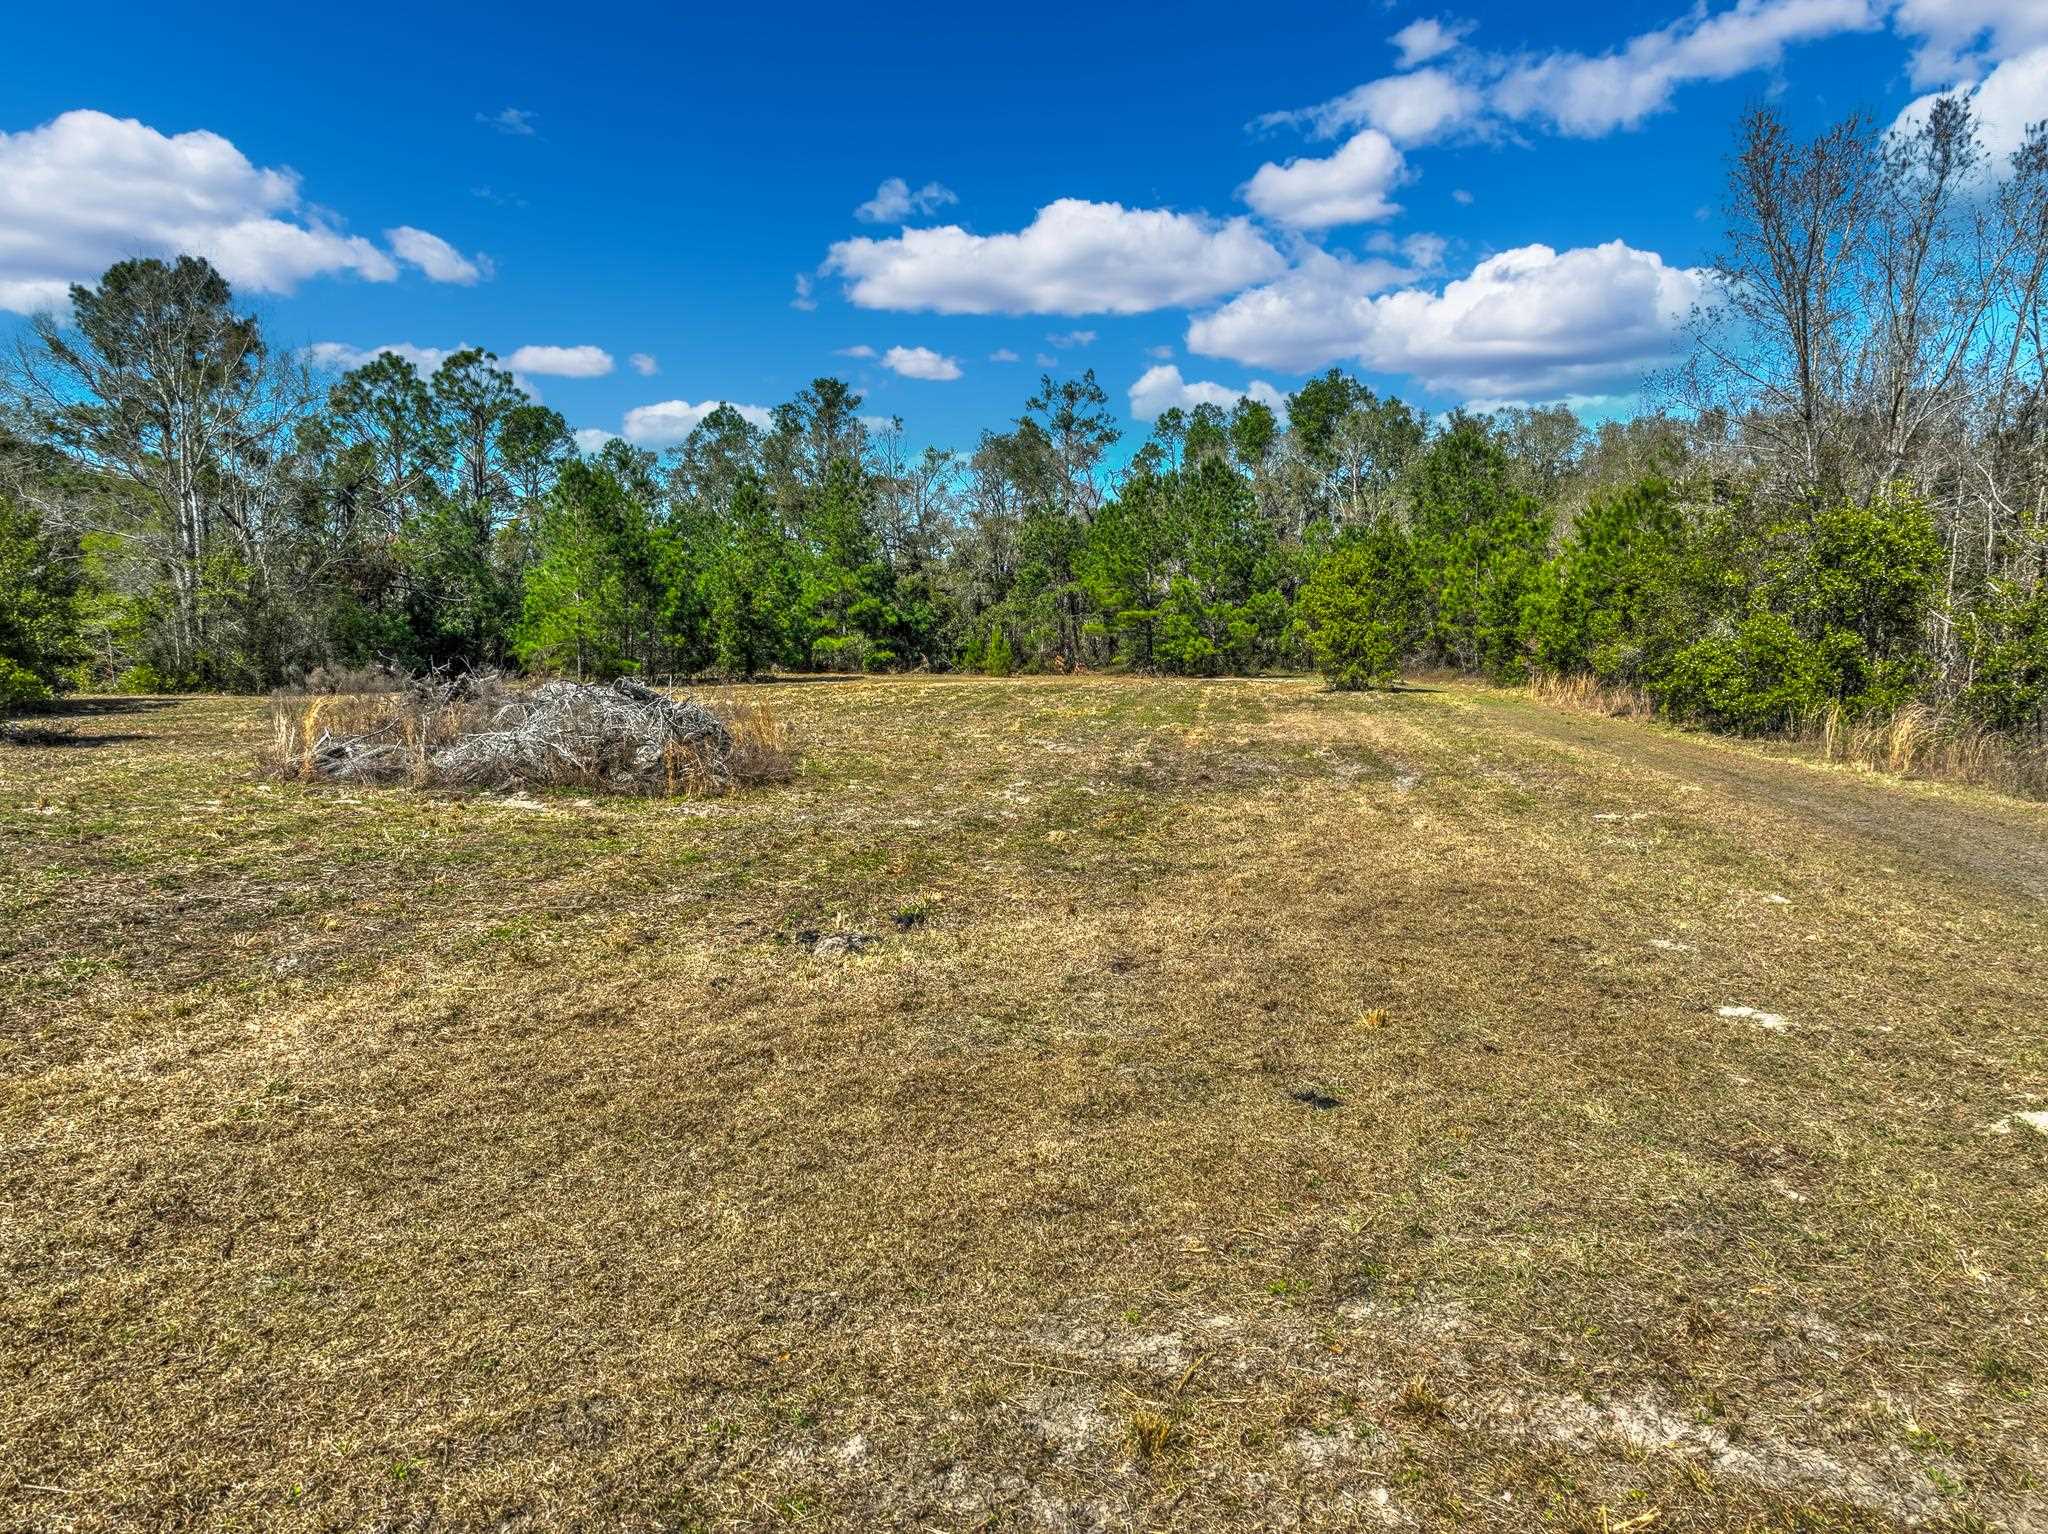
0;655;55;710
1296;523;1421;690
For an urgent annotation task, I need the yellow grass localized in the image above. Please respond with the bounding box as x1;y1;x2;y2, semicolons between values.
1530;672;2048;799
4;675;2046;1531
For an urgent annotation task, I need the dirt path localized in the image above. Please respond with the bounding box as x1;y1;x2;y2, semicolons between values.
1470;690;2048;905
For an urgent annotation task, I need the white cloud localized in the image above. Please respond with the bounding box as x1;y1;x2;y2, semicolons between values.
503;343;613;377
1190;240;1707;400
1146;344;1175;359
1266;0;1879;146
1241;129;1407;228
628;352;659;376
1179;246;1428;373
1128;364;1287;422
1046;329;1098;348
1263;67;1485;146
1391;16;1476;67
303;341;456;373
621;399;774;447
854;177;960;223
835;344;878;358
882;345;963;381
574;428;617;453
1451;188;1475;205
1490;0;1882;136
1891;44;2048;164
384;226;488;285
791;273;817;310
477;107;538;136
0;110;494;313
989;347;1021;362
1892;0;2048;83
1036;352;1059;366
825;198;1287;315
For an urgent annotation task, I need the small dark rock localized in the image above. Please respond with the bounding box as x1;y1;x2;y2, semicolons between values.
1291;1089;1342;1110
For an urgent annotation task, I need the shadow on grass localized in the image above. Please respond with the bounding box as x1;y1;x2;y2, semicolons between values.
2;724;152;749
39;696;187;717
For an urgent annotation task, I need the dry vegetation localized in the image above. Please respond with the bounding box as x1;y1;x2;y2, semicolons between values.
3;676;2046;1533
1529;672;2048;801
266;671;793;795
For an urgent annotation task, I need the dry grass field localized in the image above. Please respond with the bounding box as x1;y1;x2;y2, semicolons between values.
4;676;2046;1533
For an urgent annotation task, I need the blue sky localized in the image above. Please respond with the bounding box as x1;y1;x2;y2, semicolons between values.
2;0;2042;453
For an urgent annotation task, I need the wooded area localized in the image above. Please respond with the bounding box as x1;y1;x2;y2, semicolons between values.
3;99;2043;752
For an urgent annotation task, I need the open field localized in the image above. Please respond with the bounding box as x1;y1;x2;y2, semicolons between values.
4;676;2046;1533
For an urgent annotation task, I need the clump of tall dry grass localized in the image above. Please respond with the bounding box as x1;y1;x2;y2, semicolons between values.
1527;672;1657;721
266;671;794;795
1803;700;2047;798
1529;672;2048;798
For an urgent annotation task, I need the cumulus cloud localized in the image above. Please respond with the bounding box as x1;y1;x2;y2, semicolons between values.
1046;329;1098;348
835;344;878;358
1391;16;1476;67
1128;365;1287;422
791;273;818;310
1264;0;1879;145
573;428;617;454
621;399;775;447
1146;344;1175;359
303;341;455;373
1241;129;1407;228
1178;246;1429;373
1892;0;2048;84
0;110;504;313
989;347;1021;362
882;345;963;381
477;107;538;136
628;352;659;376
1189;240;1707;400
854;177;960;223
824;198;1287;315
501;344;612;377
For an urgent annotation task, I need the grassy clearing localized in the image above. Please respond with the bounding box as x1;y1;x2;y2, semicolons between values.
3;676;2046;1532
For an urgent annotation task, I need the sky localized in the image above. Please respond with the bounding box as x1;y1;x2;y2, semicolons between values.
2;0;2043;456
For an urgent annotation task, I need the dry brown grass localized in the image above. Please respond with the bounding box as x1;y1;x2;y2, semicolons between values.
3;675;2046;1532
1531;672;2048;799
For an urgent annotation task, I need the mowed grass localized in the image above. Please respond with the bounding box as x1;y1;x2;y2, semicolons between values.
3;676;2046;1533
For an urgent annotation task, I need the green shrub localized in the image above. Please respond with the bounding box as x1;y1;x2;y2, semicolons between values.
0;655;55;711
1959;580;2048;739
809;634;864;672
116;662;200;695
1653;611;1826;732
981;626;1015;677
1296;523;1421;690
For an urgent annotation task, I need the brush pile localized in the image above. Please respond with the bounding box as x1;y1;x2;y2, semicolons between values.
271;669;789;794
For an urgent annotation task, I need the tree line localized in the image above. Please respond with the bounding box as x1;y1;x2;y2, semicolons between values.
2;97;2043;749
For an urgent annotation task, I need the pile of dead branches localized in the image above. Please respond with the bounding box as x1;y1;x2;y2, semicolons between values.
269;671;790;794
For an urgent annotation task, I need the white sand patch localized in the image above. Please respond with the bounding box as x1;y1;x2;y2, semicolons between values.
1649;938;1692;952
1762;893;1792;904
1019;1388;1111;1453
1990;1109;2048;1136
1717;1005;1791;1032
